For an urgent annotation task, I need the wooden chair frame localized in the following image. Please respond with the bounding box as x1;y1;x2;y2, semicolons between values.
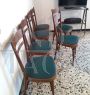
30;7;38;31
11;31;56;95
51;9;78;65
51;8;72;43
18;19;51;60
25;7;49;40
29;7;49;31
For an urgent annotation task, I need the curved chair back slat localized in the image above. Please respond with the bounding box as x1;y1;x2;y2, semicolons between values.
11;31;25;73
26;7;37;32
18;19;32;59
51;9;63;38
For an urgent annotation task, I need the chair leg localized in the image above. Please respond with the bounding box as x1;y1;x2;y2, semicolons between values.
72;47;76;66
52;32;55;44
50;81;54;95
70;32;72;35
54;43;60;60
64;32;66;35
54;50;57;60
24;76;29;95
74;47;76;55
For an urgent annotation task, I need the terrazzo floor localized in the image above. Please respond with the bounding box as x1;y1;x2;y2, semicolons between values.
21;31;90;95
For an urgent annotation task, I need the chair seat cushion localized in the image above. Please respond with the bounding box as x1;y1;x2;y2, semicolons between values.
57;35;79;45
57;24;72;33
36;24;49;30
62;24;73;33
30;40;51;53
35;30;49;38
25;56;56;79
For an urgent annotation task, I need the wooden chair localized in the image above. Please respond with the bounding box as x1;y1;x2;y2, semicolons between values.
25;7;49;40
29;7;49;31
11;30;56;95
18;19;51;58
51;9;73;43
52;9;79;66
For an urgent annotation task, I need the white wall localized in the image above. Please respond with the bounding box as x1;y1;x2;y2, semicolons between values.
0;0;33;95
0;0;33;34
33;0;90;30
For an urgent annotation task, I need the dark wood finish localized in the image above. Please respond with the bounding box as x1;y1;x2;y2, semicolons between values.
25;7;49;40
51;9;72;43
29;7;37;31
50;81;54;95
27;7;48;31
11;31;25;73
18;19;31;59
18;19;50;60
11;31;56;95
51;9;78;65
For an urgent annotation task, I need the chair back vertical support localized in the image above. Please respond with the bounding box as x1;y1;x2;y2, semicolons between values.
26;7;38;31
51;9;57;37
51;9;63;39
31;7;38;29
11;31;25;74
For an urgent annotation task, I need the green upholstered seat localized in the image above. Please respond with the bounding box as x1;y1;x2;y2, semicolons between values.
62;24;73;33
36;24;49;31
25;56;56;79
57;35;79;45
57;24;72;33
30;40;51;53
35;30;49;38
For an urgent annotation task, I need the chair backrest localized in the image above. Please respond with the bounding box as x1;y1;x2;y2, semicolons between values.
26;7;38;31
11;31;25;73
51;9;62;37
25;12;39;40
18;19;33;59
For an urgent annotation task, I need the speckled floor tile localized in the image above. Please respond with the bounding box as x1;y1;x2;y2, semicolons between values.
20;32;90;95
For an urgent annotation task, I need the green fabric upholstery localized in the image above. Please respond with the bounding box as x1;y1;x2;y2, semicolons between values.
25;56;56;79
36;24;49;31
30;40;51;53
35;30;49;38
57;35;79;45
62;24;73;33
57;24;72;33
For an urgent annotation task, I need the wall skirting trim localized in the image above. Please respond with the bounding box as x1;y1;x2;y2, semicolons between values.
50;29;90;32
72;29;90;31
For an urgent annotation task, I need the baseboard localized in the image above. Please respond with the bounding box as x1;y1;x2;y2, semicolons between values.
50;30;54;32
50;29;90;32
72;29;90;31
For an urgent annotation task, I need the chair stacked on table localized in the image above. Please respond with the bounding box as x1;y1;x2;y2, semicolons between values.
11;7;56;95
